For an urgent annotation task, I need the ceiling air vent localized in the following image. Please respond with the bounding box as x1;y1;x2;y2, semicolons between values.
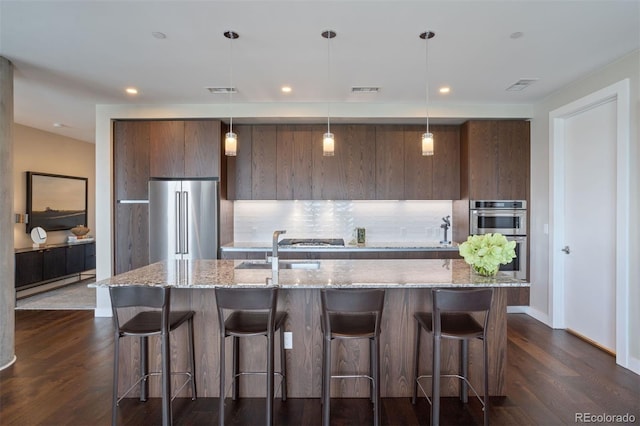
506;79;538;91
351;87;380;93
206;87;237;94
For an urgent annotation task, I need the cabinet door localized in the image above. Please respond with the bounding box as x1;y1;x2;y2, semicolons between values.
344;125;376;200
277;124;313;199
496;121;530;200
150;121;185;177
251;125;277;199
375;125;405;199
184;120;221;177
465;121;500;200
43;247;66;280
113;121;150;200
15;251;43;288
312;125;349;199
404;125;434;199
114;204;149;274
65;245;85;274
227;125;253;200
431;125;461;200
84;242;96;270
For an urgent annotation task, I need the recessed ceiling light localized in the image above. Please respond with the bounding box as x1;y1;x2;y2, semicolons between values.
53;123;64;128
281;86;292;93
125;87;138;95
206;87;237;94
152;32;167;39
439;87;451;94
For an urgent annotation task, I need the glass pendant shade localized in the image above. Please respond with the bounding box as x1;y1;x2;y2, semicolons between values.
225;131;238;156
421;132;434;156
323;132;335;156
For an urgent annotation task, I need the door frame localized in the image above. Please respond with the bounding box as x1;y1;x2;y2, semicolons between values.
549;79;630;368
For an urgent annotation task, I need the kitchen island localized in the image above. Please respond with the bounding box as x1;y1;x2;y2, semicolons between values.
93;258;527;399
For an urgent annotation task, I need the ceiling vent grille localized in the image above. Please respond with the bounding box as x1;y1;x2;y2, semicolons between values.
351;87;380;93
506;79;538;91
207;87;237;94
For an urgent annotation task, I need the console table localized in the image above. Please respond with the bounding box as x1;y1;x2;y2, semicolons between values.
15;240;96;297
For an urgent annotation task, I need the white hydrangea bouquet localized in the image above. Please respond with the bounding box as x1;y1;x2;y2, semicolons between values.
458;233;517;277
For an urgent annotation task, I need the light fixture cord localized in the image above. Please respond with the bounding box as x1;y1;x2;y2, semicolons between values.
326;31;331;134
229;33;234;132
424;34;430;133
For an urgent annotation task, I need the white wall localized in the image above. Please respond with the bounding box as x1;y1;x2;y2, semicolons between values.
529;50;639;367
13;124;95;249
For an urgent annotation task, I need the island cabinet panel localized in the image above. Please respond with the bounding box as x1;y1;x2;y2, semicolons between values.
375;125;405;199
462;120;530;201
251;125;278;199
312;124;376;200
114;204;149;275
276;124;314;199
123;287;507;399
113;120;150;200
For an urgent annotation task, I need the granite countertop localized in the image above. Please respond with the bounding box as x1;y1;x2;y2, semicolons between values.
221;241;459;252
91;258;528;289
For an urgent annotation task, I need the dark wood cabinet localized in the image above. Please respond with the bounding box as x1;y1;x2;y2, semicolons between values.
375;125;405;199
15;242;95;290
461;120;530;200
312;124;376;200
114;203;149;275
114;119;225;274
114;120;150;200
276;124;314;199
251;125;278;199
227;125;253;200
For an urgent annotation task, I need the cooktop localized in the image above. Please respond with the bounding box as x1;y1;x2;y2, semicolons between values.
278;238;345;247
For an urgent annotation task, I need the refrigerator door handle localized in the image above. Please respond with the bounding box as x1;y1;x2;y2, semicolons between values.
182;191;189;254
175;191;182;254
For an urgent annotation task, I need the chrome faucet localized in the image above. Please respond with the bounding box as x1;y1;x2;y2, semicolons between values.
271;230;287;284
440;216;451;245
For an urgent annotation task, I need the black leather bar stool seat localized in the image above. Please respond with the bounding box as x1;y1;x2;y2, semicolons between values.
321;288;385;426
109;286;196;426
411;288;493;426
215;287;287;426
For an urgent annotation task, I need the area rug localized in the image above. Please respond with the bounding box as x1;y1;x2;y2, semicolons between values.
16;280;96;310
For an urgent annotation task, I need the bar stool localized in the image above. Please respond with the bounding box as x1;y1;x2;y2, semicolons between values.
320;288;386;426
215;287;287;426
411;288;493;426
109;286;196;426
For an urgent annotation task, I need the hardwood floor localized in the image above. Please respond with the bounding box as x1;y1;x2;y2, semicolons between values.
1;311;638;425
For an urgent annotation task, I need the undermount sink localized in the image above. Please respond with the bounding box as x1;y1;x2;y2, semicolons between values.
235;260;321;270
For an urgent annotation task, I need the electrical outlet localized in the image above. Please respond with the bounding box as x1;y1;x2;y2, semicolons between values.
284;332;293;349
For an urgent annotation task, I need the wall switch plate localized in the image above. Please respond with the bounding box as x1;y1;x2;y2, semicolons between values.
284;332;293;349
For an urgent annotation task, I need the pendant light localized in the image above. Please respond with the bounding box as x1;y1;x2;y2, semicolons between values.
420;31;435;156
322;30;336;156
224;30;239;156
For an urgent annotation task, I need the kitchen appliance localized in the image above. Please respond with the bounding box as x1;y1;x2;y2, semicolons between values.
278;238;345;247
469;200;527;279
470;200;526;236
149;178;219;262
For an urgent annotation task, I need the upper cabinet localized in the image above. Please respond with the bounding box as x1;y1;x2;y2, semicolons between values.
461;120;530;201
114;120;150;200
228;123;459;200
149;120;222;178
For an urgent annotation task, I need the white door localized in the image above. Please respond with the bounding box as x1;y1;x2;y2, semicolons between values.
562;100;617;352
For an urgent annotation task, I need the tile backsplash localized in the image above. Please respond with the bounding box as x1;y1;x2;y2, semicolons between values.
233;200;453;244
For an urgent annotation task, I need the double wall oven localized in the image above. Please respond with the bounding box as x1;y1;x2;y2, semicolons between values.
470;200;527;280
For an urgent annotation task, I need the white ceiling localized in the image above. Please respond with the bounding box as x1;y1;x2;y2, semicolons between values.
1;0;638;143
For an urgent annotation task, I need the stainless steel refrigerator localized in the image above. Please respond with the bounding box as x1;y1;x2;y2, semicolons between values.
149;178;219;262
